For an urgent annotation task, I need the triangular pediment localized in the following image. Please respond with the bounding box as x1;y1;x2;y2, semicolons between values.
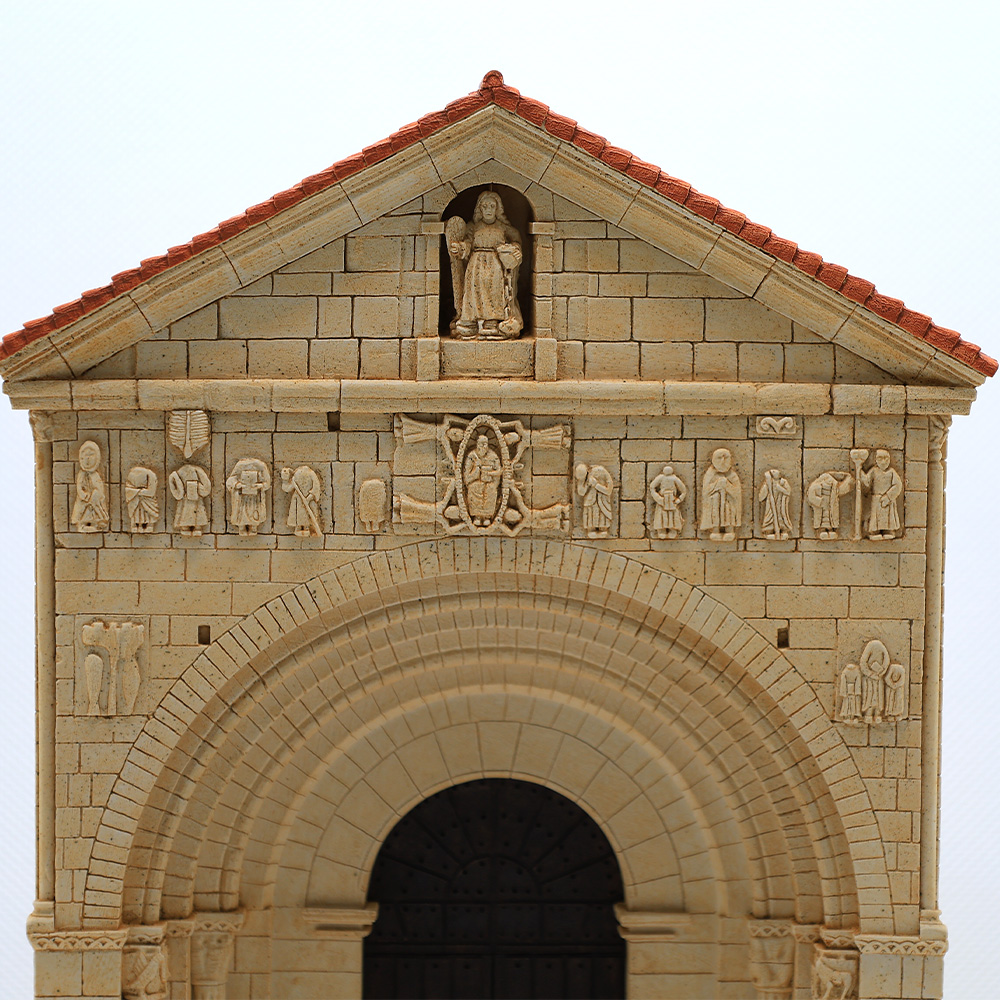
1;77;992;388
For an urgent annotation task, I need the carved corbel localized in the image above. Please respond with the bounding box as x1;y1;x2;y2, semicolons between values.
190;911;245;1000
747;919;795;1000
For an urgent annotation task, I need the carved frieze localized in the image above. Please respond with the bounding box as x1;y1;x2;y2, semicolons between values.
226;458;271;536
758;468;793;541
575;463;615;538
77;617;148;717
125;466;159;533
280;465;322;537
755;415;798;437
647;465;686;539
806;471;854;539
836;639;908;726
71;441;109;533
359;478;388;533
169;464;211;536
392;413;571;536
700;447;742;541
167;409;210;459
851;448;903;540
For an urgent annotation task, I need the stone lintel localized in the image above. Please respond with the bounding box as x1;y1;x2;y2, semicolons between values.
303;905;379;940
5;378;978;415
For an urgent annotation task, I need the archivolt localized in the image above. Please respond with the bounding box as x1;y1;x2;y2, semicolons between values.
84;539;881;932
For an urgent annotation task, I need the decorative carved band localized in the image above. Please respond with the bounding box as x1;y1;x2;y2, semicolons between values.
28;929;128;952
791;923;822;943
820;929;856;949
853;935;948;957
748;919;793;938
192;910;245;934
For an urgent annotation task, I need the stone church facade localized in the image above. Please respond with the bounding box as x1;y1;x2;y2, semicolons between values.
3;73;993;1000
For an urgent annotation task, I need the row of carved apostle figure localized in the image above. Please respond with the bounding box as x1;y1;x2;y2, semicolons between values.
70;440;332;537
643;447;903;541
71;439;903;541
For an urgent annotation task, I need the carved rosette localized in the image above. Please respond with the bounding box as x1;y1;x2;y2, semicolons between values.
747;920;795;1000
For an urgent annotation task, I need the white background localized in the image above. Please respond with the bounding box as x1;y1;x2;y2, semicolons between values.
1;2;997;995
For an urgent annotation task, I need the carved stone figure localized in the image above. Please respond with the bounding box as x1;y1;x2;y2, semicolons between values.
167;409;210;459
125;466;159;533
860;639;890;724
807;471;853;539
392;413;570;536
648;465;686;538
169;464;211;536
836;662;863;725
71;441;109;533
359;479;387;532
700;448;741;541
884;661;908;722
464;433;503;525
758;468;793;540
81;620;145;716
226;458;271;536
446;191;523;340
855;449;903;540
190;930;234;1000
122;940;167;1000
812;949;858;999
837;639;907;726
575;464;614;538
280;466;321;537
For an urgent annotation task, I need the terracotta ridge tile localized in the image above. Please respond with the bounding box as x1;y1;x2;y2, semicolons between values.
2;69;993;379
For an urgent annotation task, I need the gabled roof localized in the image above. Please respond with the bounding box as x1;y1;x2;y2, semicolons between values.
2;71;995;378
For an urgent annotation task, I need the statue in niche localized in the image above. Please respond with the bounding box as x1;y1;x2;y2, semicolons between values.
758;468;792;540
280;465;322;537
700;448;741;541
854;448;903;540
169;464;211;536
125;466;159;533
807;470;853;539
648;465;686;539
226;458;271;536
71;441;109;533
446;191;523;340
464;433;503;526
575;463;614;538
837;639;907;726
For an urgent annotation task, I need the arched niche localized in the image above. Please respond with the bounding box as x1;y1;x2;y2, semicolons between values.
363;777;626;1000
439;184;535;337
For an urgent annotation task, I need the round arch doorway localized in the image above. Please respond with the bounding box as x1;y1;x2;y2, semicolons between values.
363;778;626;999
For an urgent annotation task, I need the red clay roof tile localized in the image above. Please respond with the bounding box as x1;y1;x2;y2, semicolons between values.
3;69;994;378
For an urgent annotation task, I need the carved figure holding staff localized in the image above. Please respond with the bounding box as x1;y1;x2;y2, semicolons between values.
280;465;322;537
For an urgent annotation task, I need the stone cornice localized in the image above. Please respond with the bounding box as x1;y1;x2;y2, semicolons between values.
3;378;976;415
